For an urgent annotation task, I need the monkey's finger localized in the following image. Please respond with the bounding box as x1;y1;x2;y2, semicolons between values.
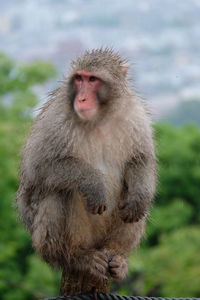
124;216;133;223
95;259;109;273
94;208;99;214
96;251;109;262
109;268;120;279
109;261;120;268
119;210;127;219
90;205;100;214
94;263;107;275
91;270;108;285
118;202;127;209
97;204;107;214
110;271;122;281
126;212;141;223
94;252;108;264
97;206;103;214
94;258;108;270
120;211;133;223
109;267;118;274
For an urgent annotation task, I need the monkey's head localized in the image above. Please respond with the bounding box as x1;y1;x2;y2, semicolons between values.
66;48;130;123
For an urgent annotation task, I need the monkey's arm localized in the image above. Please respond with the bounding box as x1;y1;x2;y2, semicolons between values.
17;155;107;235
44;157;107;214
119;153;156;223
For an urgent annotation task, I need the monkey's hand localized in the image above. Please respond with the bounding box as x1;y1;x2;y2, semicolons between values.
81;181;107;215
108;255;128;281
118;194;146;223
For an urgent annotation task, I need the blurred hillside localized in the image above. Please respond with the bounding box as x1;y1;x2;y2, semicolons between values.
0;0;200;119
162;99;200;126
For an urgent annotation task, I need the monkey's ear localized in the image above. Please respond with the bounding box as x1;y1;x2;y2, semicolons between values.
121;62;130;78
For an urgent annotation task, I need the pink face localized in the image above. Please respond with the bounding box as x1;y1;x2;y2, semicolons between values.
73;70;101;121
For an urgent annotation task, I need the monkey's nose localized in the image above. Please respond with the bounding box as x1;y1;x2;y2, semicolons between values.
78;98;86;102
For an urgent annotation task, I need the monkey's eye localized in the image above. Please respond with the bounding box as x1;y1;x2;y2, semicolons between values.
89;76;97;82
74;74;82;81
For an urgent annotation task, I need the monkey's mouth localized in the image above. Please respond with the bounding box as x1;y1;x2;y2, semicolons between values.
75;107;98;121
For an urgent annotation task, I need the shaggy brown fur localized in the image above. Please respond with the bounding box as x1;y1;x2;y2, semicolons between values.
16;48;156;295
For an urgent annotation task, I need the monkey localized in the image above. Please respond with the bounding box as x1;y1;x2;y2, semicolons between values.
16;48;156;296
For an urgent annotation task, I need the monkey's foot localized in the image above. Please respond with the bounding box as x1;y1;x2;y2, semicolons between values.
88;251;109;286
118;197;146;223
108;255;128;281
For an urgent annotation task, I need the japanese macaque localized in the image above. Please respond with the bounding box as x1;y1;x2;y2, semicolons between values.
16;48;156;295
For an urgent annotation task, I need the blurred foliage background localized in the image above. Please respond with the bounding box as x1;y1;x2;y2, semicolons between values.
0;53;200;300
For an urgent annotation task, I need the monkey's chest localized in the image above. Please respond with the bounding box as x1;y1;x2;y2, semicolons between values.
79;141;129;206
70;129;130;249
72;122;132;209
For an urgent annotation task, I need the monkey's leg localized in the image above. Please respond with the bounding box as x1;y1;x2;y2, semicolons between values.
103;219;146;281
60;268;109;295
60;250;110;296
31;193;67;265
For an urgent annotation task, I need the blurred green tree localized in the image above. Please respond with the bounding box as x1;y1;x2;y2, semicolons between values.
156;123;200;220
0;53;60;300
